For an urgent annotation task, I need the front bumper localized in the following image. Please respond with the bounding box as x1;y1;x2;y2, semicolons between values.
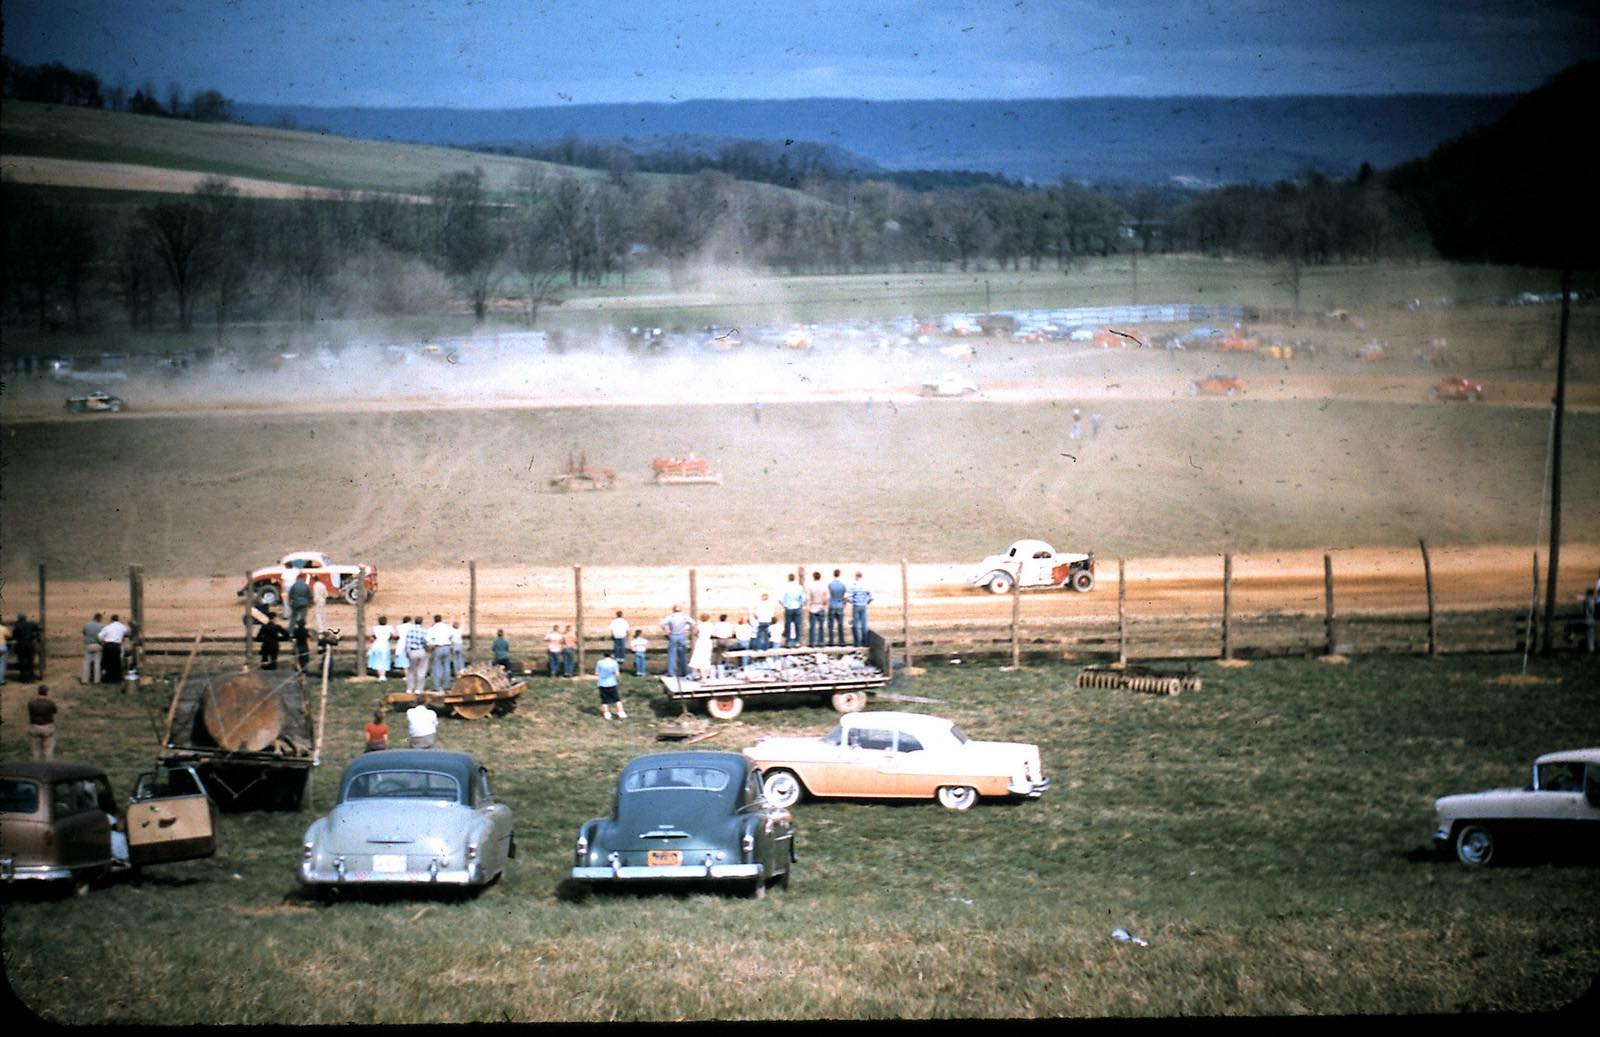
1009;776;1051;797
572;863;764;882
299;860;484;886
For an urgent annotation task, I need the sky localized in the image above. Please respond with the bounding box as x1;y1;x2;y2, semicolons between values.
4;0;1598;108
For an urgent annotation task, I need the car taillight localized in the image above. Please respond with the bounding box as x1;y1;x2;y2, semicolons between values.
302;842;314;860
741;833;755;855
466;843;478;861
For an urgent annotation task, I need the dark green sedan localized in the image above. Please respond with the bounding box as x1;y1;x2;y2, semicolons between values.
572;751;795;897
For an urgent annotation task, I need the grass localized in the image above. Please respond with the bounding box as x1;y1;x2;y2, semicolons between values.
3;651;1597;1021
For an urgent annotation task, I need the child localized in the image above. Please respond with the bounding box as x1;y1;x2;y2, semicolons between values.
364;709;389;752
630;629;649;677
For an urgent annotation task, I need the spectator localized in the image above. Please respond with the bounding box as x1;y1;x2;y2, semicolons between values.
660;605;695;678
367;615;393;681
712;613;735;670
27;685;58;760
391;616;414;678
734;615;754;657
781;573;805;648
364;709;389;752
402;616;429;693
689;614;715;679
806;571;828;647
406;696;438;749
98;614;130;684
426;614;454;691
545;625;563;677
753;593;776;652
630;629;649;677
492;629;512;672
1583;585;1597;655
11;613;40;683
450;618;465;680
82;612;104;685
826;570;847;645
561;625;578;678
255;611;289;670
0;616;9;687
850;571;874;647
312;579;329;633
287;574;312;631
595;653;626;720
292;622;312;674
609;610;629;661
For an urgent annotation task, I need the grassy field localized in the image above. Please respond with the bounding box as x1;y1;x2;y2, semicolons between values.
3;652;1596;1022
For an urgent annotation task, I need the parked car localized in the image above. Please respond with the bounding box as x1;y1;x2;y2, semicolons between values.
1188;372;1244;396
742;711;1050;811
919;374;979;397
1433;747;1599;866
1;762;219;890
1429;376;1485;401
571;751;794;897
239;550;377;609
299;750;514;892
973;538;1094;594
64;390;125;413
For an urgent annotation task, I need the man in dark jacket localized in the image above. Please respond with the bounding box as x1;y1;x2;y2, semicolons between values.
12;613;40;682
255;613;289;670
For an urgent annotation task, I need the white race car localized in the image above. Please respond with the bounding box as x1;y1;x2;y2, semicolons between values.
973;539;1095;594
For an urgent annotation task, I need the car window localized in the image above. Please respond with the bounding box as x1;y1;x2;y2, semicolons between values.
1538;762;1585;792
1586;766;1600;809
822;725;843;746
623;765;731;793
896;733;924;753
0;779;41;815
135;768;202;800
849;728;894;751
343;769;462;803
52;779;104;817
474;768;493;807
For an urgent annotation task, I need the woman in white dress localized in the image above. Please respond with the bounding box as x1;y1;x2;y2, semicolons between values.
688;613;715;679
367;615;393;680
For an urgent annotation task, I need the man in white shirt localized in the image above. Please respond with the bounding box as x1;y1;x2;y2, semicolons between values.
608;611;630;661
98;614;131;685
406;696;439;749
752;593;777;651
426;614;455;691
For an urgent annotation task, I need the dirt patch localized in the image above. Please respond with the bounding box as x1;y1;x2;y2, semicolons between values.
230;902;315;918
1489;674;1561;686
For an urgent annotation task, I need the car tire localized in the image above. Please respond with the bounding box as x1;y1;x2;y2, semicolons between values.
1428;387;1439;400
762;769;804;809
1225;387;1236;397
342;583;367;605
985;572;1014;595
747;878;767;899
936;785;978;811
255;585;282;609
1069;569;1095;593
706;695;744;721
1188;381;1199;396
830;690;867;714
1455;824;1496;866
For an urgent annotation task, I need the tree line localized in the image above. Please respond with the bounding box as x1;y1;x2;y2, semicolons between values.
2;56;234;122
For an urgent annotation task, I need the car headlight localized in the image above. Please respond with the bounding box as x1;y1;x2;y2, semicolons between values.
302;841;315;861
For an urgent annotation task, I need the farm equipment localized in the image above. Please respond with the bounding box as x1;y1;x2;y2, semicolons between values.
382;664;526;720
549;451;617;492
156;635;336;810
661;632;892;721
653;454;723;485
1075;665;1202;697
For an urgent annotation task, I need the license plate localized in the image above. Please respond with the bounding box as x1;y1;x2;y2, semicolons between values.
372;854;407;873
646;850;681;867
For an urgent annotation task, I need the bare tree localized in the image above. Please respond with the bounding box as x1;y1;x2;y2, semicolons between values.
143;197;213;331
429;168;504;321
508;169;564;325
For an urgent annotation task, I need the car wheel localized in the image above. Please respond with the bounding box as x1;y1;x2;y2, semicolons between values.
936;785;978;811
1455;824;1496;866
985;572;1013;595
342;583;367;604
1188;381;1199;396
762;769;804;809
1428;387;1440;400
776;862;791;890
747;878;767;899
706;695;744;720
109;402;123;412
1469;392;1481;401
1225;387;1236;397
831;690;867;714
1070;569;1095;593
255;585;282;609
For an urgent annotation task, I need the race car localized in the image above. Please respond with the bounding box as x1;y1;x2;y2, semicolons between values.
973;539;1095;594
65;391;125;413
239;551;377;608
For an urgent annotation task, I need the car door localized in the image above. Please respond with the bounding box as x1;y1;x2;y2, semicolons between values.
843;725;902;796
1022;549;1054;587
874;729;938;796
53;777;115;870
125;766;219;866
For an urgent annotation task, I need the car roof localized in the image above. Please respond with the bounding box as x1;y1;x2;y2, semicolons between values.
842;711;953;733
343;749;479;786
0;761;108;782
621;750;750;777
1007;538;1054;553
282;551;331;563
1534;748;1600;767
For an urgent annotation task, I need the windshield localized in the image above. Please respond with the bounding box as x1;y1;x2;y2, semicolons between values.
822;725;843;746
342;769;462;803
622;765;731;793
948;726;969;744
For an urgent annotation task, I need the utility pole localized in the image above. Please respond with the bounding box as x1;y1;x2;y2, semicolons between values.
1541;268;1572;656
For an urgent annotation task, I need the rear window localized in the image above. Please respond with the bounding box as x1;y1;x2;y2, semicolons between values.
342;770;462;803
623;766;731;793
0;779;41;815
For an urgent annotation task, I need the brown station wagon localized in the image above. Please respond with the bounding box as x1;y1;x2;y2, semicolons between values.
1;761;220;890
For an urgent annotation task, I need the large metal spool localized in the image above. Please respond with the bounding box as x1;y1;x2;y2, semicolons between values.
449;664;518;719
201;670;302;751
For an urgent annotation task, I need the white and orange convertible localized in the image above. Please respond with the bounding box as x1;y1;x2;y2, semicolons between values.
742;711;1050;811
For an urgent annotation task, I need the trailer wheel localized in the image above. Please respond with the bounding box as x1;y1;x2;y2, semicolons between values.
706;696;744;720
830;690;867;714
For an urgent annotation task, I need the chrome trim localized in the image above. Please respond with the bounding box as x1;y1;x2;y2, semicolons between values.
572;863;763;881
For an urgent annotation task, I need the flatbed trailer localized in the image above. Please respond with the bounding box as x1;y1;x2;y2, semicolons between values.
660;632;891;720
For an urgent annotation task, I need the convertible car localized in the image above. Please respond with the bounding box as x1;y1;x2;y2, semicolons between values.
299;750;514;891
571;751;794;897
742;711;1050;811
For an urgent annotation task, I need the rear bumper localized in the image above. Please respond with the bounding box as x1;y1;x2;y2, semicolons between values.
1009;776;1051;797
572;863;763;882
1;855;115;882
299;861;485;886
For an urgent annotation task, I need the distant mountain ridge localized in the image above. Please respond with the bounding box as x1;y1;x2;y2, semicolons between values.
234;94;1516;187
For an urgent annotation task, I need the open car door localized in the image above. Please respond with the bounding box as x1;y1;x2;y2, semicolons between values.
125;765;220;866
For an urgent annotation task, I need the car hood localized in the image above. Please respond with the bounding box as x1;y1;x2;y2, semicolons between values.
316;800;475;852
1434;788;1526;815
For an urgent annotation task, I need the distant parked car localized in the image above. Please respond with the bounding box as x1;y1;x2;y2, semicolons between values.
239;551;377;609
1;762;219;891
743;711;1050;811
298;750;514;892
64;390;124;413
1188;372;1244;397
1429;376;1484;401
572;751;794;897
1433;748;1599;866
920;374;979;397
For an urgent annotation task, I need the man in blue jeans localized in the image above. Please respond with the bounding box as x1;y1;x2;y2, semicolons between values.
826;570;847;646
849;571;873;646
780;573;805;648
660;604;695;678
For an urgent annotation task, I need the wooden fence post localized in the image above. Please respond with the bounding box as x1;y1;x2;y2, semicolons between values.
1323;553;1336;655
901;558;912;671
128;565;144;674
689;568;698;623
468;560;478;661
574;565;585;675
1419;539;1437;656
1523;551;1540;657
37;563;47;674
1118;558;1127;666
243;570;253;666
1222;553;1233;661
353;566;367;677
1010;568;1021;668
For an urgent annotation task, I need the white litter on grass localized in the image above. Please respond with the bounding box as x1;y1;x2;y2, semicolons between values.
1111;928;1149;947
948;897;974;905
